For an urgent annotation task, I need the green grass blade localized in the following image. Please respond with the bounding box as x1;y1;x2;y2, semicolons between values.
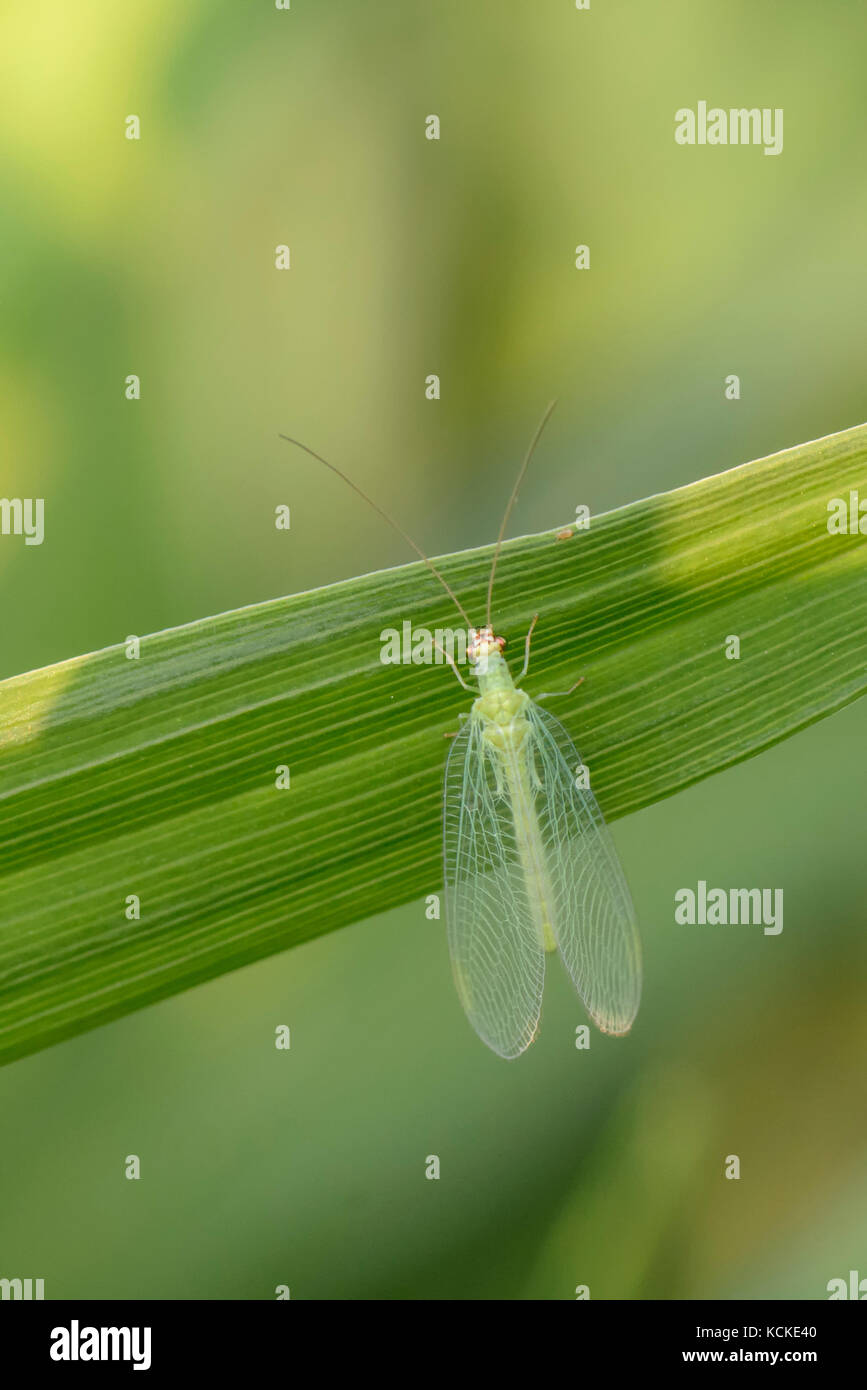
1;422;866;1065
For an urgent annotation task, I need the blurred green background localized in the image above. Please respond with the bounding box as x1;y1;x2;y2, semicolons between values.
1;0;866;1299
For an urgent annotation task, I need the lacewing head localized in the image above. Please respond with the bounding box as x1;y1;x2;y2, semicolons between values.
467;626;506;666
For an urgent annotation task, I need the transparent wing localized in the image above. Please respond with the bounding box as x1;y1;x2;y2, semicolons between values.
526;700;642;1035
443;714;546;1059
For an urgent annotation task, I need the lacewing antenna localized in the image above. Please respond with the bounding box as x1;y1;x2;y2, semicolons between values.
280;402;556;634
485;400;557;628
278;432;473;628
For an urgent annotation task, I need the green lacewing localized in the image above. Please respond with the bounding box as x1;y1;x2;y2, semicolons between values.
280;405;642;1056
